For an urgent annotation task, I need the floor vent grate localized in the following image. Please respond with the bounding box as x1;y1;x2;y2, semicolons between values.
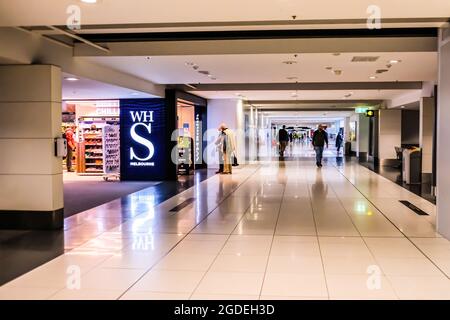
399;200;429;216
169;198;196;213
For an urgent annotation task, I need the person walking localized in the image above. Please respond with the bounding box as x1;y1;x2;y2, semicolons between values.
220;123;236;175
65;125;77;172
278;125;289;157
312;124;329;167
214;128;225;174
335;131;343;155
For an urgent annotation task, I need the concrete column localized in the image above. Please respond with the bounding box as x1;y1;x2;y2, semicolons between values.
420;97;435;180
378;109;402;164
0;65;63;229
437;28;450;239
206;99;245;168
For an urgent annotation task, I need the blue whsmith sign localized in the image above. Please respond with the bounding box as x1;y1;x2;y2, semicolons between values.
120;99;167;180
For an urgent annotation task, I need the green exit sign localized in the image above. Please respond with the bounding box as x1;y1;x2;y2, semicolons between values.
355;107;369;114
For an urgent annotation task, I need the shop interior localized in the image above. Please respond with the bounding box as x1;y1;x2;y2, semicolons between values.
60;80;213;218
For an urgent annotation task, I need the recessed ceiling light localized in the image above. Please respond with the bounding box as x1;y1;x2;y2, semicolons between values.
333;70;343;75
389;59;401;64
130;92;140;96
286;76;298;80
81;0;98;3
400;105;405;109
369;76;377;80
64;77;79;81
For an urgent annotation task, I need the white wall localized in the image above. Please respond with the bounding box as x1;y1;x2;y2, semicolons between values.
379;109;402;160
206;99;245;168
437;29;450;240
420;97;434;174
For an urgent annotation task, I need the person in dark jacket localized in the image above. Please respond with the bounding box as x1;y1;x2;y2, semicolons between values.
335;132;343;154
278;125;289;157
312;125;329;167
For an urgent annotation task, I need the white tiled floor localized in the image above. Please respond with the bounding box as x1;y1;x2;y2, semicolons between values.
1;160;449;300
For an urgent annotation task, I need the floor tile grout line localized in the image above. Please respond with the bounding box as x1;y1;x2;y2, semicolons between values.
45;253;115;300
333;160;450;281
257;174;286;299
305;168;331;300
116;165;262;300
326;168;401;299
188;167;266;300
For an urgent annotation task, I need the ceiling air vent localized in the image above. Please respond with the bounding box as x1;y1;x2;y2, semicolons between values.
351;56;380;62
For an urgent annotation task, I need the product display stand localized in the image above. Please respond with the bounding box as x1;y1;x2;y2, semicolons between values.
79;125;104;175
102;124;120;181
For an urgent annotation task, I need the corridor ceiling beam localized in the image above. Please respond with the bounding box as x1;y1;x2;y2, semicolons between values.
74;36;437;56
246;99;383;105
46;26;110;53
175;82;422;91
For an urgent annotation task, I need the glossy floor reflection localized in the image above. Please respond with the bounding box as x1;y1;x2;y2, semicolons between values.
1;160;449;300
0;169;216;287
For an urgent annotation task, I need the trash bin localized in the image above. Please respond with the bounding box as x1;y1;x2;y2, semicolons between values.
402;147;422;184
345;141;352;156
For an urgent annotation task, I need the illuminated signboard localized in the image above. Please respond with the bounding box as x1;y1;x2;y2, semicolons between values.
355;107;369;114
120;99;167;181
194;113;202;165
194;106;207;167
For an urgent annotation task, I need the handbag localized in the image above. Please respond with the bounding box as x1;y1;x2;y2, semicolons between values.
232;154;239;167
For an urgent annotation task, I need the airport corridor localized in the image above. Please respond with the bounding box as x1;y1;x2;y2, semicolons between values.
1;159;449;300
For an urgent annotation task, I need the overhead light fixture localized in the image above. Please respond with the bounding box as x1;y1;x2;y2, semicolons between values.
333;70;343;75
185;84;197;90
130;92;140;96
333;53;341;56
64;77;79;81
282;61;297;65
81;0;98;3
389;59;401;64
286;76;298;80
369;76;377;80
325;66;333;70
400;105;405;109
